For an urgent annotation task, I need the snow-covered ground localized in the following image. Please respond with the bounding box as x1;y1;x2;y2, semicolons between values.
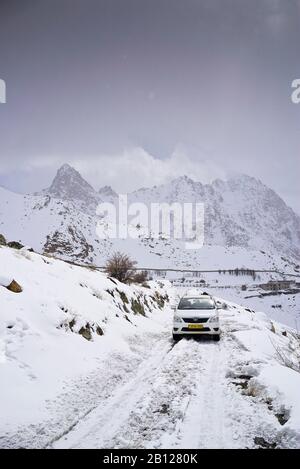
1;246;300;449
49;301;300;450
208;286;300;330
0;245;170;448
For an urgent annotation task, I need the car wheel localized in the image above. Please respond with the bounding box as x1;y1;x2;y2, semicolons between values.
173;334;181;341
213;334;221;342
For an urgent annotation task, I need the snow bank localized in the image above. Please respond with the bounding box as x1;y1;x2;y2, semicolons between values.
0;245;172;447
222;298;300;448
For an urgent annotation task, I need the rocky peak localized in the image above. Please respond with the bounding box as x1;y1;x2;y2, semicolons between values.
47;164;99;206
98;185;118;200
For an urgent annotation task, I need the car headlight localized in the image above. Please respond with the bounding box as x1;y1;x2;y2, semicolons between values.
174;315;183;323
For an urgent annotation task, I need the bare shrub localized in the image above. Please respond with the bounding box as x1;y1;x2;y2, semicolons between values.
105;252;137;283
133;270;148;284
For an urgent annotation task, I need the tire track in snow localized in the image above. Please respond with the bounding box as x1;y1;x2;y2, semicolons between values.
171;311;283;449
171;338;227;449
108;339;203;449
52;335;177;448
53;308;285;449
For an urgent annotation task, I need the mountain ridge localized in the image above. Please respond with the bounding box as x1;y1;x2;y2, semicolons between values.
0;164;299;266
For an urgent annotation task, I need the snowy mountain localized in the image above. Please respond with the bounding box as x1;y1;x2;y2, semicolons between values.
126;174;300;260
43;163;101;212
98;185;118;203
1;245;300;449
0;164;300;269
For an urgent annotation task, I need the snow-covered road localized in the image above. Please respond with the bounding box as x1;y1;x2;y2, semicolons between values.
52;307;289;449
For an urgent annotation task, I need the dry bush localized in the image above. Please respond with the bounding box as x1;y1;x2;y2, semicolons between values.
133;270;148;284
105;252;137;283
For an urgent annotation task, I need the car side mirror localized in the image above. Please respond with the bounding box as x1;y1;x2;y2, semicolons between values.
171;305;177;311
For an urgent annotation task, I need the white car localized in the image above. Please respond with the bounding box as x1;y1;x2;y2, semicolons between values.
172;294;221;341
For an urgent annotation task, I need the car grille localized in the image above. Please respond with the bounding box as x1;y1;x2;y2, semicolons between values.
182;318;209;323
182;327;210;332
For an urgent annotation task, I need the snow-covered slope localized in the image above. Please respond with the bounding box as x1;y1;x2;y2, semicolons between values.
0;245;170;448
0;165;300;270
1;246;300;449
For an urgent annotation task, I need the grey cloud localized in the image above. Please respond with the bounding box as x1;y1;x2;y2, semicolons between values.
0;1;299;212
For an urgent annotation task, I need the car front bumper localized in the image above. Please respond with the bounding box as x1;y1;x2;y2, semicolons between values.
173;321;220;335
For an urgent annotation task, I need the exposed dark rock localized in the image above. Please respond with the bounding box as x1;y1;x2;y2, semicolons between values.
254;437;277;449
151;292;169;309
7;241;24;250
131;298;145;316
275;411;289;426
43;226;93;262
158;404;169;414
118;291;129;304
6;280;23;293
106;289;115;297
78;325;92;341
0;234;6;246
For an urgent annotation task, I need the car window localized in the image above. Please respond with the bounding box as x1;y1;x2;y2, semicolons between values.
178;297;215;310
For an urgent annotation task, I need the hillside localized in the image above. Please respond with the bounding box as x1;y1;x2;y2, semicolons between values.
0;244;170;448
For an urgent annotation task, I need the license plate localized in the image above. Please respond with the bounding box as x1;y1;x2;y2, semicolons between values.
188;324;204;330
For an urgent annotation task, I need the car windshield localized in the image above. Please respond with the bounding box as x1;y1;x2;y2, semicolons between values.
178;297;215;310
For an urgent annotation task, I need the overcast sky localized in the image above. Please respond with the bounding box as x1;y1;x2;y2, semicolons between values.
0;0;299;212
